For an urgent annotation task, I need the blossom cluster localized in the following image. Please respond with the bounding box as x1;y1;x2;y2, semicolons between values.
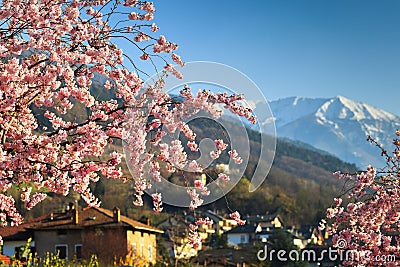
230;211;246;225
322;132;400;266
151;193;163;213
187;223;202;249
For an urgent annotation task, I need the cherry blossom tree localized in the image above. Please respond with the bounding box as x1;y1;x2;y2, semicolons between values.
0;0;253;246
322;131;400;266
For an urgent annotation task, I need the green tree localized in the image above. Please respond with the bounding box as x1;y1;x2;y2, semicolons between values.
210;233;228;248
267;229;306;267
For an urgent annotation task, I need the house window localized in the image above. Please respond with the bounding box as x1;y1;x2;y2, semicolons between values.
148;245;152;260
131;243;137;255
240;235;246;243
15;246;36;260
55;244;68;259
75;244;82;260
140;244;144;257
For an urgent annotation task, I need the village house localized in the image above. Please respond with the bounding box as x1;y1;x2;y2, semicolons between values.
246;213;284;229
201;210;238;236
0;215;46;258
226;213;329;255
286;225;325;249
226;213;284;246
156;210;239;260
0;205;163;266
226;224;259;246
157;215;201;259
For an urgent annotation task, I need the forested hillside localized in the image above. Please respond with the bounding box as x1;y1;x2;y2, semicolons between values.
191;118;358;225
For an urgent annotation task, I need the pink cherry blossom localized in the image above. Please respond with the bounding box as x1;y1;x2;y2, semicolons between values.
229;211;246;225
172;53;184;67
188;223;202;249
152;193;163;213
228;149;243;164
323;132;400;266
0;0;258;250
187;189;204;210
194;179;210;196
215;139;228;151
195;217;213;226
187;141;199;152
218;173;230;182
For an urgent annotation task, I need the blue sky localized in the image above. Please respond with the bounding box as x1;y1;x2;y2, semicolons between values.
150;0;400;116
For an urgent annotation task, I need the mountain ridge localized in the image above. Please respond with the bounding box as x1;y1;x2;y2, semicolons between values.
262;95;400;168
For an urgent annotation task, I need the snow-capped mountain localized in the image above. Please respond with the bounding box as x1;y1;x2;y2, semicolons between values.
259;96;400;168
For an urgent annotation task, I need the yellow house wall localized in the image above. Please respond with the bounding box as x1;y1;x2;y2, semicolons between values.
127;230;157;264
273;218;282;228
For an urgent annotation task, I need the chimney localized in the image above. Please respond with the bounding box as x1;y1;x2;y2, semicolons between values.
113;207;120;223
73;209;79;225
146;217;151;226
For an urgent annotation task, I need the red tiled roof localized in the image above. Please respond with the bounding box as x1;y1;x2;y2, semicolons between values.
0;254;10;265
0;215;47;241
95;207;163;233
27;207;163;234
